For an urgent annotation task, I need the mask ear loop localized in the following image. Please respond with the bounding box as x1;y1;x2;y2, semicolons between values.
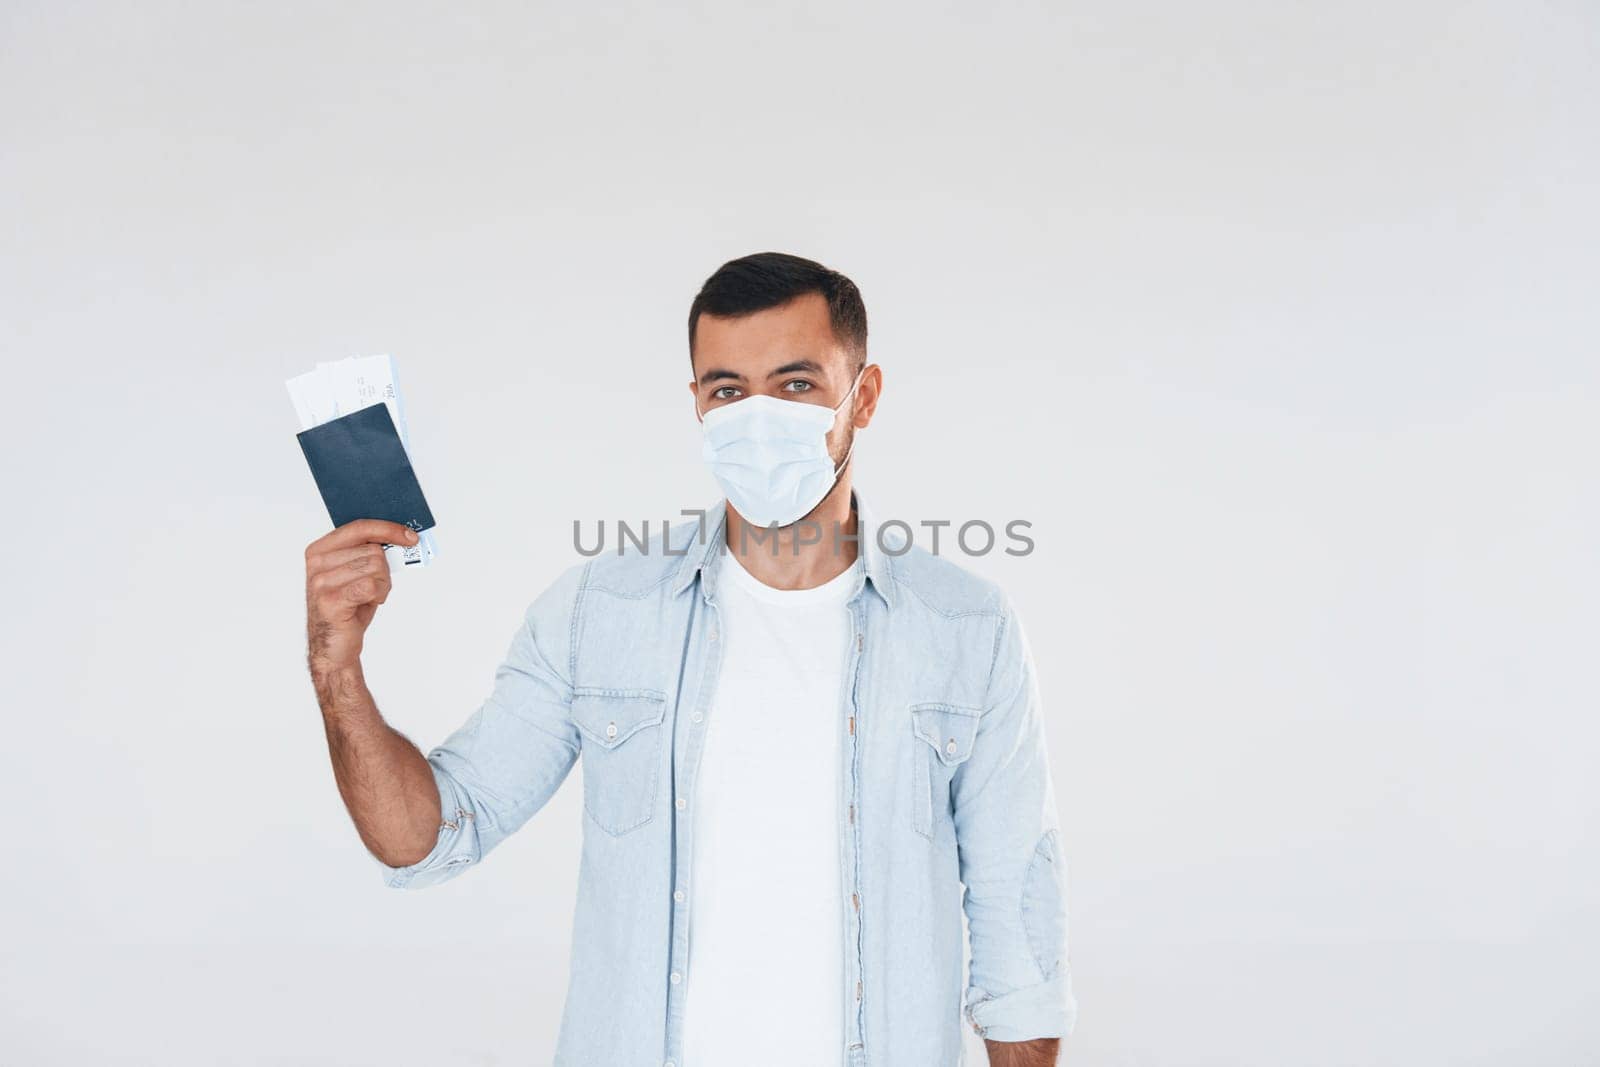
832;365;866;415
831;437;857;477
829;364;867;475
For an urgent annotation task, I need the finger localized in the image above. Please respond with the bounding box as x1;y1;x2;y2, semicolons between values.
315;568;393;618
308;538;387;572
307;542;389;590
307;518;419;566
307;519;418;558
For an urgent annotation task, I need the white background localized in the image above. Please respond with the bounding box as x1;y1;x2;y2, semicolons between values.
2;2;1596;1064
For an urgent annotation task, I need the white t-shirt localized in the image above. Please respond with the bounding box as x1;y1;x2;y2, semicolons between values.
680;546;860;1067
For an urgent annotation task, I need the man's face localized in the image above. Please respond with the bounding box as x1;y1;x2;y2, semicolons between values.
688;291;876;469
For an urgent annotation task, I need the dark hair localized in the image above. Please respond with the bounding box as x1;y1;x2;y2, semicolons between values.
688;252;868;366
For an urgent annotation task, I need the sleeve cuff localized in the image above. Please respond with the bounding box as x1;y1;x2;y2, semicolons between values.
373;760;481;890
964;975;1077;1042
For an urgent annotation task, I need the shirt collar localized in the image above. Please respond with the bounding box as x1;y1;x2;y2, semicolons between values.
671;490;896;609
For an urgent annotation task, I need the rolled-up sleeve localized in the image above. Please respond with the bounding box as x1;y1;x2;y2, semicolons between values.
375;562;586;890
953;596;1077;1042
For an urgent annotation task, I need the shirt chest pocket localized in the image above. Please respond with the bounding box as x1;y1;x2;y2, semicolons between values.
571;687;668;836
909;702;981;839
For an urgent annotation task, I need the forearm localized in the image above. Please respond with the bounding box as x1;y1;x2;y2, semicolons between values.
985;1037;1060;1066
312;663;441;867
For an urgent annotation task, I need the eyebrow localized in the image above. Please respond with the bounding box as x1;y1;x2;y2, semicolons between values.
768;360;824;378
696;359;826;387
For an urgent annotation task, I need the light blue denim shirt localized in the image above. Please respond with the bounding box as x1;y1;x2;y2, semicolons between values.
377;493;1076;1065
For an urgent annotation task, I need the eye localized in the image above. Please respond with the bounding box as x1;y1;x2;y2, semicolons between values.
781;380;813;394
711;386;743;400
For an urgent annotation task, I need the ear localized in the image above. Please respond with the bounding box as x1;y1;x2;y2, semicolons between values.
687;379;704;422
849;364;883;429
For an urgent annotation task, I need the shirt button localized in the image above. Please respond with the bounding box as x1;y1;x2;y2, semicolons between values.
605;721;618;739
692;712;704;723
670;971;682;984
673;889;685;903
945;738;958;756
675;797;687;810
666;1062;676;1067
708;626;718;641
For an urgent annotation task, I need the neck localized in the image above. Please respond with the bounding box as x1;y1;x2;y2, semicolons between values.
724;475;859;591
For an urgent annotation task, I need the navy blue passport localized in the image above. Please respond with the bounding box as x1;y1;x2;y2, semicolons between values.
296;403;436;533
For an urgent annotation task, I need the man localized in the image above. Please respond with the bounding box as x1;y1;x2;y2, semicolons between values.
303;252;1076;1065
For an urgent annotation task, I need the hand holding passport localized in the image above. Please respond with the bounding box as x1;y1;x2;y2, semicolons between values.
287;355;439;568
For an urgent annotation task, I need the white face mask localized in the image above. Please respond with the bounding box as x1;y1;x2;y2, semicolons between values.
697;367;865;529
